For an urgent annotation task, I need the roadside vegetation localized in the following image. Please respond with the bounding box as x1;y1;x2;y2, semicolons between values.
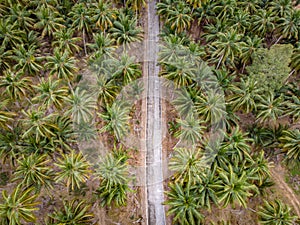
158;0;300;224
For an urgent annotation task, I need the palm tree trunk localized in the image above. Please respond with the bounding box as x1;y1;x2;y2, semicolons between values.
216;54;224;69
284;69;295;85
242;62;246;73
83;29;87;56
274;35;283;45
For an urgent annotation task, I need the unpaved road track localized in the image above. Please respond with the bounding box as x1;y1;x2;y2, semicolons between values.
144;0;166;224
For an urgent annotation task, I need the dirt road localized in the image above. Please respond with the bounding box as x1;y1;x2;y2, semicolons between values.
144;0;166;224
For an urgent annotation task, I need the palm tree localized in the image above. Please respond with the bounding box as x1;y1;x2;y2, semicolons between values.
228;77;261;113
96;153;131;207
7;3;35;31
49;199;94;225
228;10;251;34
258;200;297;225
213;0;237;22
240;35;262;72
0;18;25;48
291;47;300;72
158;34;188;64
33;77;69;110
209;29;243;69
112;52;142;85
29;0;58;10
224;105;240;131
157;0;176;20
285;95;300;122
54;150;91;191
21;109;57;142
279;129;300;167
221;126;253;163
0;185;39;225
110;13;143;47
67;87;97;125
52;115;75;151
196;90;226;124
256;91;284;124
52;28;82;55
99;100;131;141
0;69;33;101
95;75;119;107
13;154;53;191
45;49;78;82
169;147;203;185
126;0;146;16
160;58;196;88
217;165;257;208
88;32;115;59
174;115;205;146
74;120;98;142
196;168;221;211
251;9;276;37
238;0;260;14
10;44;43;75
194;1;216;25
248;151;271;186
34;7;65;38
91;0;116;32
172;86;200;118
24;30;42;48
276;9;300;43
269;0;292;17
69;2;93;55
166;1;193;34
164;182;204;225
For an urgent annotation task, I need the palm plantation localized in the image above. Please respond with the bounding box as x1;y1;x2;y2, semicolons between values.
0;0;299;224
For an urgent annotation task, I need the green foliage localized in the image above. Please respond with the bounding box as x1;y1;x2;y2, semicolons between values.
55;150;91;191
13;154;53;191
258;200;297;225
99;100;131;141
279;129;300;168
256;91;284;123
49;199;94;225
157;0;193;34
110;13;143;46
246;44;294;91
45;49;78;82
22;109;57;142
96;152;131;207
0;69;33;101
175;115;205;145
33;77;69;110
217;165;257;208
228;77;261;113
0;185;39;225
112;52;142;85
67;87;97;124
164;182;204;225
169;147;203;185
